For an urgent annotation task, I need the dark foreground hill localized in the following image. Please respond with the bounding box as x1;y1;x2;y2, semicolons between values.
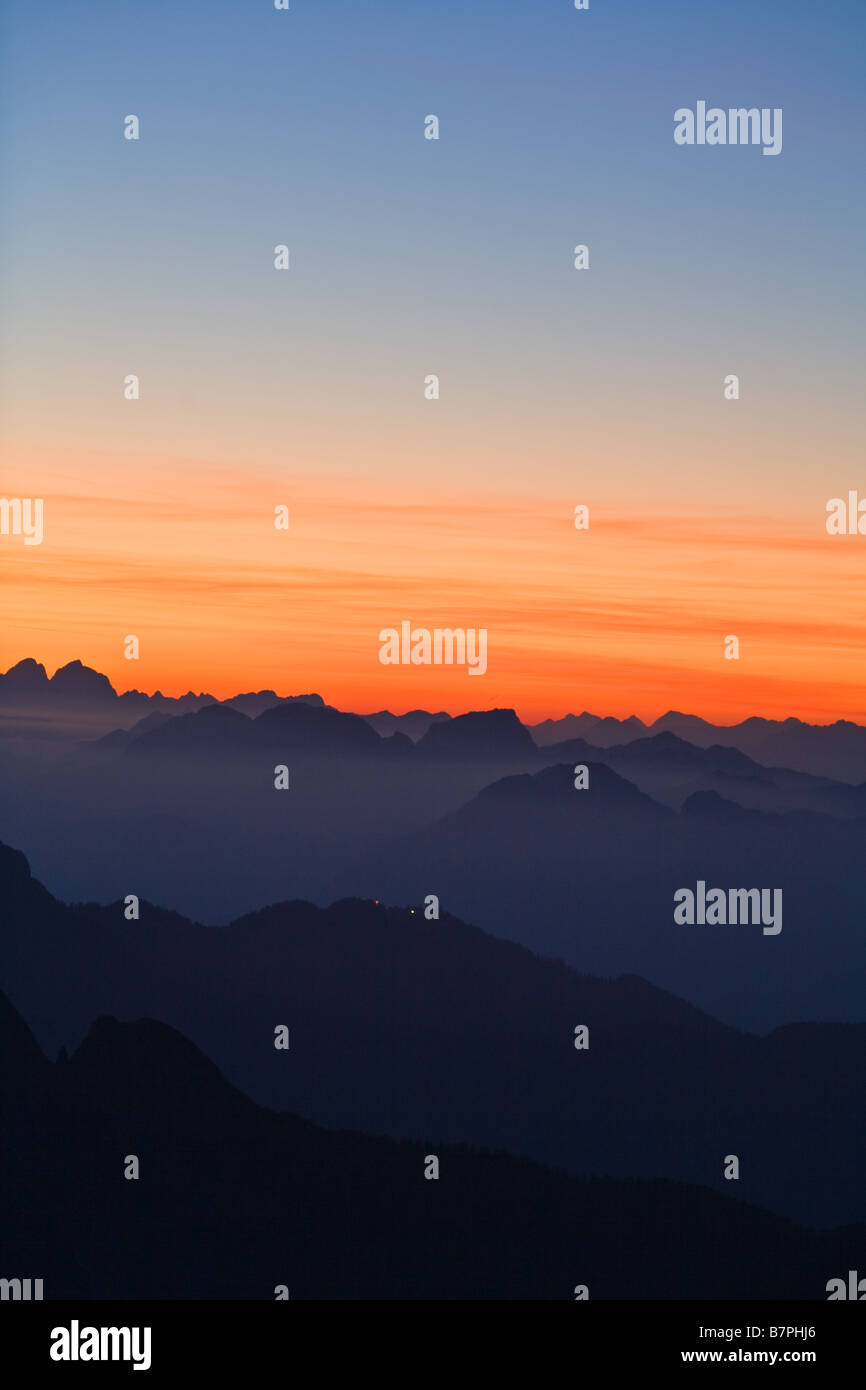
1;840;864;1229
0;991;860;1301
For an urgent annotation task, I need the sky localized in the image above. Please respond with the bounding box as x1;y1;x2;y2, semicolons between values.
1;0;864;722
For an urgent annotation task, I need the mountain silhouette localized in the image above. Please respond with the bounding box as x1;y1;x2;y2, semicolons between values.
3;656;865;783
1;841;863;1228
362;709;452;741
2;658;866;1027
125;701;255;754
224;691;324;718
253;701;383;754
540;731;866;818
0;657;50;698
123;699;386;759
533;710;866;784
415;709;538;761
532;712;649;745
365;760;866;1030
47;659;116;703
0;989;860;1299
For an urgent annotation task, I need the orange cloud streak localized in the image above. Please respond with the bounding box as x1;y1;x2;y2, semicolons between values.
1;448;864;723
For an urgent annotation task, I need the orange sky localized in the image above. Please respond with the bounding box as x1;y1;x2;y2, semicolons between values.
1;446;864;724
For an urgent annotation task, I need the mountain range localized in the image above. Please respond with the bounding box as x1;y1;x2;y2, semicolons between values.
1;840;863;1229
3;657;866;782
5;988;859;1300
531;710;866;784
1;657;863;1299
1;661;866;1028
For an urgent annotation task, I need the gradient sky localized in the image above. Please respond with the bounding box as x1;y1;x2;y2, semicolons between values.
1;0;864;721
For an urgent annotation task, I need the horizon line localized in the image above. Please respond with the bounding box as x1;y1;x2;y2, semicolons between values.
1;655;864;732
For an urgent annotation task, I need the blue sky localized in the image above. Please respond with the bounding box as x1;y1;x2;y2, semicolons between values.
1;0;863;502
